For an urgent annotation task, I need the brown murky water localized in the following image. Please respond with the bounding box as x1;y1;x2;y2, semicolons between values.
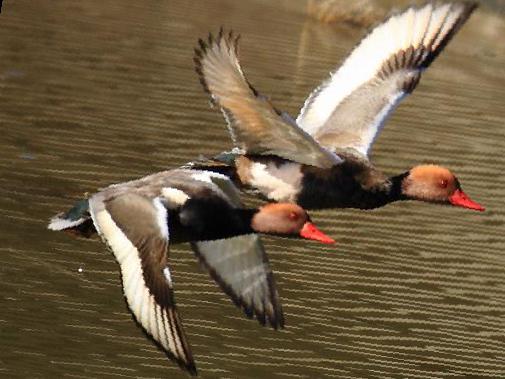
1;1;505;378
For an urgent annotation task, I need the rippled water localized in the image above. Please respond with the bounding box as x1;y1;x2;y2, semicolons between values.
1;1;505;378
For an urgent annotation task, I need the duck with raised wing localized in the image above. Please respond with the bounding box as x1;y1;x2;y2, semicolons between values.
191;2;484;212
48;169;334;376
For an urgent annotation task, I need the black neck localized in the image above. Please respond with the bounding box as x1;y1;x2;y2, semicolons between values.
298;168;409;210
350;172;408;209
389;171;409;202
171;198;257;243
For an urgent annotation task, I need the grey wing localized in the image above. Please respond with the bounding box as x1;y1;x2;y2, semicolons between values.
296;2;477;157
184;171;283;328
191;234;284;329
194;29;342;169
88;192;197;375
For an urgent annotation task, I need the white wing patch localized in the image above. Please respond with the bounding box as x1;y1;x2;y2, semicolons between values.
249;161;302;202
296;2;473;136
296;6;413;134
88;198;194;370
360;91;406;156
152;197;169;239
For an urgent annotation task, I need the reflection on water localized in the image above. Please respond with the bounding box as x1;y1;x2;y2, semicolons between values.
1;0;505;378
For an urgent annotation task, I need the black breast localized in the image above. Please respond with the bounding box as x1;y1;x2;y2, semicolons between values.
174;197;252;242
297;156;393;210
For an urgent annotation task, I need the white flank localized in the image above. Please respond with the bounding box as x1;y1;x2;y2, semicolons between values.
249;161;302;202
88;198;190;366
296;3;467;135
161;188;190;208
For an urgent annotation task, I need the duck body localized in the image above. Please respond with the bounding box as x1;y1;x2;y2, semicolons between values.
190;150;404;210
49;168;334;375
192;3;484;212
169;195;256;243
297;154;401;210
57;170;255;241
47;169;277;376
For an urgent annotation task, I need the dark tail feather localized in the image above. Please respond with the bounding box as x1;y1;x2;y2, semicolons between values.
48;199;96;237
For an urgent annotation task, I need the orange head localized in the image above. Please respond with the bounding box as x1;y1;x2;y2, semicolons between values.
401;165;484;211
251;203;335;244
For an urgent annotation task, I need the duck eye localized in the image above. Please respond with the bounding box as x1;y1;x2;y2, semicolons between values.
440;179;448;189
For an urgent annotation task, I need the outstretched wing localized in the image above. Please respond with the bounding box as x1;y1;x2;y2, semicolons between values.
191;234;284;329
89;193;197;376
194;29;342;169
189;171;284;328
296;2;477;157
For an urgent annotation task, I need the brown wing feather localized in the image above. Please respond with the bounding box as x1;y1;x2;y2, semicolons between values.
90;193;197;375
194;28;341;169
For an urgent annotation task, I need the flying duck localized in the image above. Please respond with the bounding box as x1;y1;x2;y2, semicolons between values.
48;168;334;375
191;2;484;211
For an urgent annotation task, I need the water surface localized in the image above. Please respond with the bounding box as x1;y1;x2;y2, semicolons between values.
1;1;504;378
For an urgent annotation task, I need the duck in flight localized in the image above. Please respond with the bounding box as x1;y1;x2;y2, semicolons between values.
48;169;334;375
191;2;484;211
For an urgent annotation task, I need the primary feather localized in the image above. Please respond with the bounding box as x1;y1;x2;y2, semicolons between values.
194;29;342;168
296;2;477;157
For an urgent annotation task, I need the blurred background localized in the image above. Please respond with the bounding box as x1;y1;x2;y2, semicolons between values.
0;0;504;378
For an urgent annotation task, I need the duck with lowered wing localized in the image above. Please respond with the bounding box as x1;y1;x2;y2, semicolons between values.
48;168;334;376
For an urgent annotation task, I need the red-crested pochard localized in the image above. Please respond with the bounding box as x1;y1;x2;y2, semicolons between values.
48;168;334;375
191;2;484;212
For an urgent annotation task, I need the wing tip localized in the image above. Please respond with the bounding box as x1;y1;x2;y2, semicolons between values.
157;335;198;376
166;346;198;377
160;342;198;376
460;1;479;15
366;1;478;85
193;27;241;105
186;361;199;376
421;1;478;67
242;301;285;330
267;304;285;330
126;299;198;376
191;240;284;330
